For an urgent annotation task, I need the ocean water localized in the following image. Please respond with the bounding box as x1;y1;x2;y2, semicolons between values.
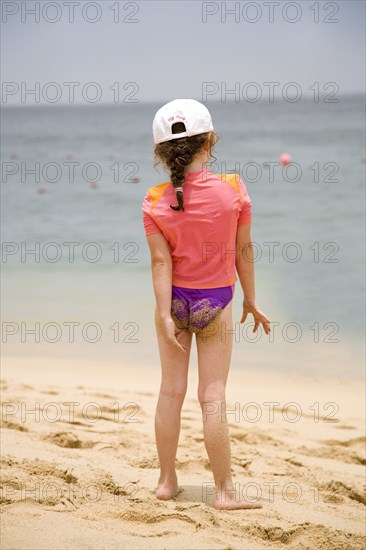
1;97;365;378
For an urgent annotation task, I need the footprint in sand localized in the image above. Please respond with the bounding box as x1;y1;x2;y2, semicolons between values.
114;506;200;531
136;457;160;469
1;421;28;432
320;480;366;505
92;471;135;496
324;436;365;449
43;431;95;449
8;457;79;486
311;438;366;465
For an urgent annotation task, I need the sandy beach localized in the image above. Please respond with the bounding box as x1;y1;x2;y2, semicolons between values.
1;355;365;550
2;0;365;547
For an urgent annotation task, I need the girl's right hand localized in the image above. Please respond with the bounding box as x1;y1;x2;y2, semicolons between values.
240;298;271;335
160;315;188;352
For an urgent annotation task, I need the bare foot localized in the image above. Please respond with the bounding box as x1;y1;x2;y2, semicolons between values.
155;475;180;500
214;497;263;511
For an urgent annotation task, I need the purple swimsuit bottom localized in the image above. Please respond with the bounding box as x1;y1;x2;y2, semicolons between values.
171;284;235;334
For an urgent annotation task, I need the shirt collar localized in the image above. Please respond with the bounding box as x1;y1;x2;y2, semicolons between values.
183;166;210;181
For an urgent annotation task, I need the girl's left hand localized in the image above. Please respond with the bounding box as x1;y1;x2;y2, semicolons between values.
160;316;188;352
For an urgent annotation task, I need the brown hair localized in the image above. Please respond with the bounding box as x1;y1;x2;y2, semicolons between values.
153;122;220;211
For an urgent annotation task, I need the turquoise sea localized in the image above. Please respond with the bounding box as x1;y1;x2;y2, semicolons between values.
1;97;365;378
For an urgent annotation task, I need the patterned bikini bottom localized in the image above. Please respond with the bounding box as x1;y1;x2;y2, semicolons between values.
170;284;235;334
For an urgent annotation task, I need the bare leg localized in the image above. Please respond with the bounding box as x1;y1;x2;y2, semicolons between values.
196;301;263;510
154;305;193;500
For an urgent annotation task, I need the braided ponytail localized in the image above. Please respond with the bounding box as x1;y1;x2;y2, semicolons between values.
154;122;219;211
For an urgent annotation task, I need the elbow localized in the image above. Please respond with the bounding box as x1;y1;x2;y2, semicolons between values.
235;241;253;264
151;258;170;269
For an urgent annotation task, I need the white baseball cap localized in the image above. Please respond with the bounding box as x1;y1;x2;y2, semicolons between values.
153;99;214;144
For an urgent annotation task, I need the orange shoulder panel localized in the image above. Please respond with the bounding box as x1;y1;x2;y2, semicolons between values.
217;173;240;192
148;181;171;206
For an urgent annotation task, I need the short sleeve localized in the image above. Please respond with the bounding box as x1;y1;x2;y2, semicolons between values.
237;177;252;225
141;193;163;236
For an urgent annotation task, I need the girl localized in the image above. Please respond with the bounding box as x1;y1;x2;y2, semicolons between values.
141;99;271;510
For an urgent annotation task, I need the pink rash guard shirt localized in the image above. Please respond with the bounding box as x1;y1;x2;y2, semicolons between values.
141;166;252;289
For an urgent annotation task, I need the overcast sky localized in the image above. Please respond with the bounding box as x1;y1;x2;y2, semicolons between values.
1;0;365;105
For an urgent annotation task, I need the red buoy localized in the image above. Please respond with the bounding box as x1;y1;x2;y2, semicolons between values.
280;153;291;166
